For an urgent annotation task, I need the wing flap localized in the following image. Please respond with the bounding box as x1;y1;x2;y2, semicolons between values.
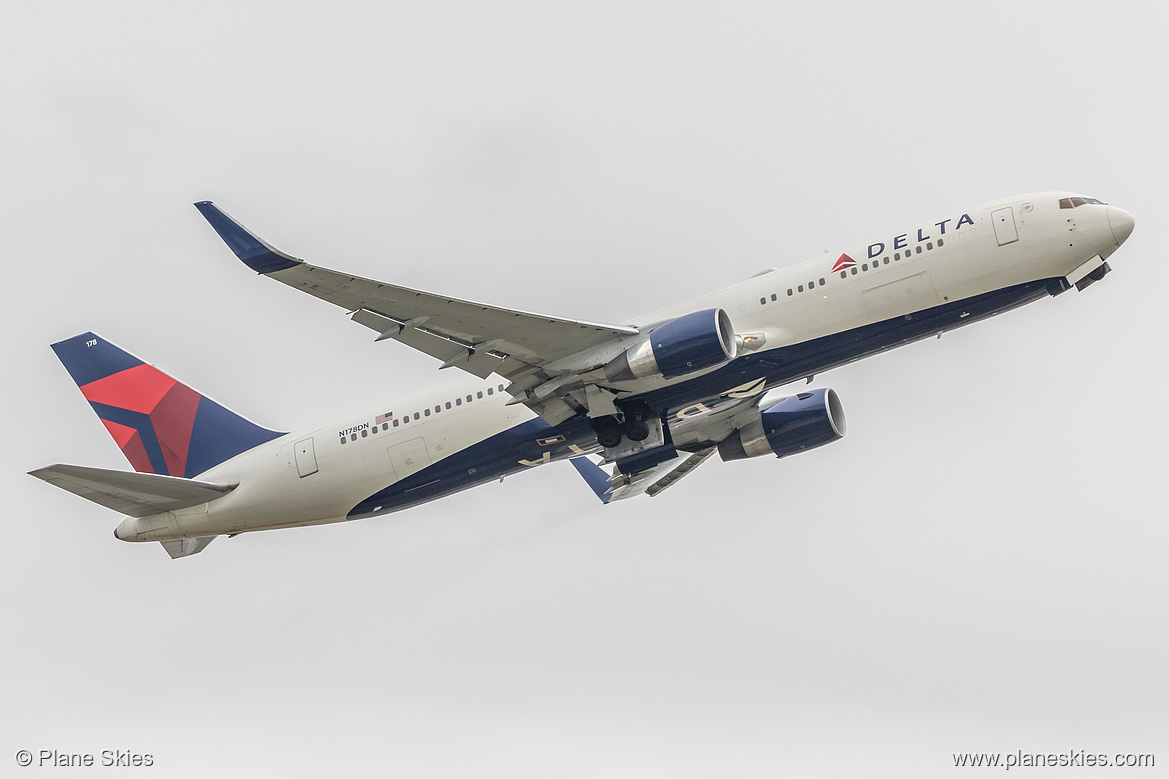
29;464;238;518
350;307;510;379
644;447;716;497
570;447;717;503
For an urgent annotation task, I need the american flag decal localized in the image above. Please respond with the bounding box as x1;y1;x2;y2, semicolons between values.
537;435;566;446
375;412;393;425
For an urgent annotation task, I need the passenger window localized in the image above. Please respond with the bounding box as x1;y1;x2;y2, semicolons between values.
434;405;441;413
760;297;766;305
445;401;452;410
456;398;462;406
487;388;494;396
371;426;378;434
840;271;847;279
382;422;388;431
883;258;889;265
937;238;944;247
340;437;346;445
915;246;922;254
787;289;793;296
477;391;483;399
850;268;857;275
819;277;825;285
361;429;368;438
466;395;473;403
894;252;900;261
798;284;804;292
926;242;933;250
413;412;420;420
808;280;815;289
393;419;400;427
770;293;777;301
862;264;868;271
424;408;431;417
350;433;357;441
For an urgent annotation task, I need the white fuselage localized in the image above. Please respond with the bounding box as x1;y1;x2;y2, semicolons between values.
115;192;1130;543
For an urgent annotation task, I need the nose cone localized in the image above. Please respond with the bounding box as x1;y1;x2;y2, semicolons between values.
1108;206;1135;246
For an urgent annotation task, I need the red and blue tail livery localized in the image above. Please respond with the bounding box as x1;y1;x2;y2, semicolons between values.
51;333;282;478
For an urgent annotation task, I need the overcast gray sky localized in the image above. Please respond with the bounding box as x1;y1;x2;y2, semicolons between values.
3;1;1165;776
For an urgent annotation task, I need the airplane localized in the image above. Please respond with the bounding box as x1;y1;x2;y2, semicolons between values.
30;192;1135;558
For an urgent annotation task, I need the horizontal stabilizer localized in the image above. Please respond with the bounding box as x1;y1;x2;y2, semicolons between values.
29;464;238;517
160;536;217;559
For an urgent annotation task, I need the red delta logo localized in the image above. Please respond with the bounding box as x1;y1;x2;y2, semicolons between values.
79;364;199;477
832;253;857;273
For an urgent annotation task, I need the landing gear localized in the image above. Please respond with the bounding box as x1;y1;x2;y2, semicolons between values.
591;403;656;448
1073;260;1111;292
594;416;623;448
625;420;650;441
1087;262;1111;282
622;403;652;441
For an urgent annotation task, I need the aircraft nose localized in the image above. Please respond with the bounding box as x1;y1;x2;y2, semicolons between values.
1108;206;1135;246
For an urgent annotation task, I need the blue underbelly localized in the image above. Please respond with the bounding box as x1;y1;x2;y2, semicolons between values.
348;278;1055;518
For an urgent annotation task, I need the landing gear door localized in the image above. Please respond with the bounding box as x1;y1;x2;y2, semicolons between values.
992;206;1019;246
294;437;319;478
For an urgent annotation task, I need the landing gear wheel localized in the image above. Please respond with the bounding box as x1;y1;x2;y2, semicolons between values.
595;418;623;449
625;420;650;441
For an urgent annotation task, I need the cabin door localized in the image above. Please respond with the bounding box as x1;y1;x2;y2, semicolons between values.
991;206;1019;245
294;437;319;477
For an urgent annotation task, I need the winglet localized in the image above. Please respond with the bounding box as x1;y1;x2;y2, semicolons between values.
569;457;612;505
194;201;301;274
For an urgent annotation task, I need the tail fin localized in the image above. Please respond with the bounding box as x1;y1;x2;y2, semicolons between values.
51;332;284;478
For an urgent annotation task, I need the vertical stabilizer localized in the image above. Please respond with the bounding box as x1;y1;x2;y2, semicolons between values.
51;332;283;478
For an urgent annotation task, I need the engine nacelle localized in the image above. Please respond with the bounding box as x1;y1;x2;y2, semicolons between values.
604;308;737;382
718;388;846;461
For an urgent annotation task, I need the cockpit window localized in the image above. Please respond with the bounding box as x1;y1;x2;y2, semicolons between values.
1060;196;1107;209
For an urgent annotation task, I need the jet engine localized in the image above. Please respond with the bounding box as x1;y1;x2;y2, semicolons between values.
604;308;738;382
718;388;846;461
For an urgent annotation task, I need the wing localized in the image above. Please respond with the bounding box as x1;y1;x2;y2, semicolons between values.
194;202;639;387
571;447;716;503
